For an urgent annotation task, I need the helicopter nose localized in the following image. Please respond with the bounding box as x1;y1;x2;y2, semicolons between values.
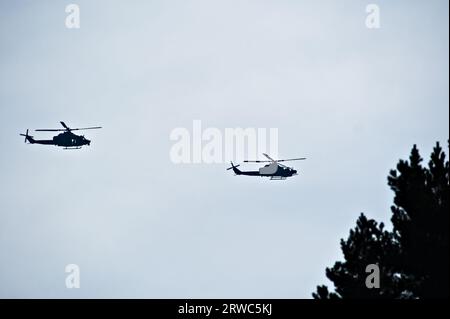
86;140;91;145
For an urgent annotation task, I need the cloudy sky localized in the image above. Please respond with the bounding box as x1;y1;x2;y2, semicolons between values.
0;0;448;298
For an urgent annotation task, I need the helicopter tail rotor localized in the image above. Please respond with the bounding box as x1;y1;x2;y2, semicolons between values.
226;162;242;175
20;129;34;143
226;162;240;170
23;129;29;143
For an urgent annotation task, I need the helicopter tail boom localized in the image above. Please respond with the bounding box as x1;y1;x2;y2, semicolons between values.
20;130;55;145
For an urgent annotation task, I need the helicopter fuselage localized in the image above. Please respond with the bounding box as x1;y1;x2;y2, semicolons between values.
53;131;90;147
25;131;90;148
230;162;297;179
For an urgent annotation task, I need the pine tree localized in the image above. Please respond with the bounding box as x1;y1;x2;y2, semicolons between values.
388;142;449;298
313;142;449;299
313;214;402;299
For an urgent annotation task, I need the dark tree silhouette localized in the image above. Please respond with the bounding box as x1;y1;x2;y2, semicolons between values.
313;215;403;299
313;142;449;299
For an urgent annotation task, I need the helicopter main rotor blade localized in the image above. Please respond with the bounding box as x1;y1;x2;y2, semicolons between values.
69;127;102;131
35;125;101;132
60;121;101;131
277;158;307;162
60;121;70;130
262;153;276;162
243;160;272;163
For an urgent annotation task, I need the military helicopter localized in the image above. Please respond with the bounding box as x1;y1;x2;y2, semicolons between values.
227;153;306;180
20;121;102;149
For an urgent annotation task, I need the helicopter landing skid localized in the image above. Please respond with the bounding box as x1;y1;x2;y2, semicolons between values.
270;176;287;180
63;146;82;150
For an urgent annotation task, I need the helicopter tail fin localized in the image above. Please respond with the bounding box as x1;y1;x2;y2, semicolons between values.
226;162;241;175
20;129;35;144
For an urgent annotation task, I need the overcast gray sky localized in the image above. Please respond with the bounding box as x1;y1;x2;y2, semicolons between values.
0;0;448;298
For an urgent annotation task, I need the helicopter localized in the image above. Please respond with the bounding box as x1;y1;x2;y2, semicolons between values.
226;153;306;180
20;121;102;149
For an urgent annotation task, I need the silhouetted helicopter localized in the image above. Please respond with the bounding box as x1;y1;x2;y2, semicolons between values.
20;121;102;149
227;153;306;180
